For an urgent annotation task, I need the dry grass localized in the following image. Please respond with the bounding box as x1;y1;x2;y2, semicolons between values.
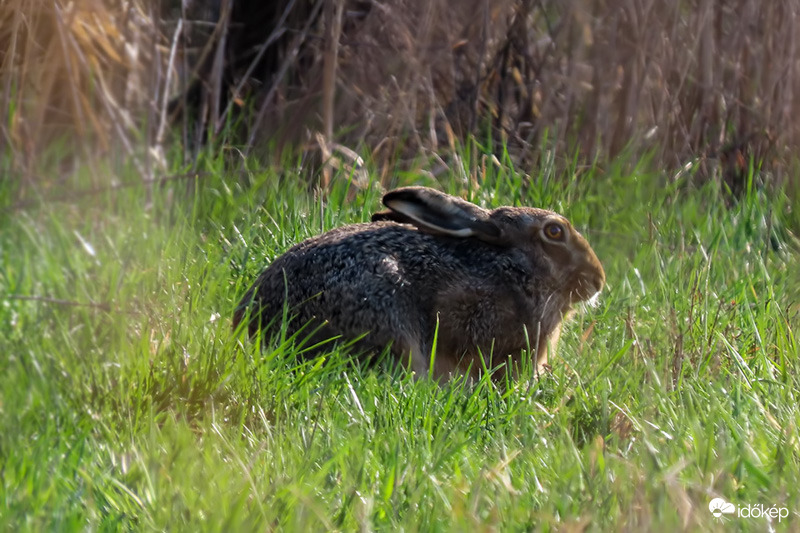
0;0;164;192
181;0;800;189
3;0;800;192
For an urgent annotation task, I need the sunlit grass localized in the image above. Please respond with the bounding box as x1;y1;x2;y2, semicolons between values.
1;146;798;531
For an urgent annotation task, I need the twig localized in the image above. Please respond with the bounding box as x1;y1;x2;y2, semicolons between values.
322;0;344;142
157;18;184;147
321;0;344;188
211;0;233;134
245;0;324;153
166;5;233;125
216;0;299;136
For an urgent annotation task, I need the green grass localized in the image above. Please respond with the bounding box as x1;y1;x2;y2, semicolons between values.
1;147;799;531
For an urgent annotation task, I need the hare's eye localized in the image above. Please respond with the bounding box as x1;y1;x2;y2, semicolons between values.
543;222;565;242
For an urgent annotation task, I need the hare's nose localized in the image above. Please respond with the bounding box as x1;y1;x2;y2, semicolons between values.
591;273;605;294
583;266;605;295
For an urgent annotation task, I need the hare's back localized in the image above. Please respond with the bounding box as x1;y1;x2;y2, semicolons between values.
241;222;448;335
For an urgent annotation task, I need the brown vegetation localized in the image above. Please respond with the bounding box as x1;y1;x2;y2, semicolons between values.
1;0;165;189
3;0;800;191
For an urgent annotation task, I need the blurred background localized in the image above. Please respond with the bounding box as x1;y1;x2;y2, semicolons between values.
2;0;799;198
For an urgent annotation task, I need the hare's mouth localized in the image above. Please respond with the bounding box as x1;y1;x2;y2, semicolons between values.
572;273;604;303
584;291;602;308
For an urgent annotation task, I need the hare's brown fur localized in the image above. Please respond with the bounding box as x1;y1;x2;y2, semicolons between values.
234;187;605;380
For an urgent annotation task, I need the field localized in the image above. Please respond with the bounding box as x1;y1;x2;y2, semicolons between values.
1;146;798;531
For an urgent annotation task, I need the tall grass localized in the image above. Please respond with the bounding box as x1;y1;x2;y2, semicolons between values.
4;0;800;194
177;0;800;189
0;0;163;187
1;143;798;530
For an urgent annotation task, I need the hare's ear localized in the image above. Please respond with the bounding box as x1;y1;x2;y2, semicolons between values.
371;209;415;224
380;187;502;240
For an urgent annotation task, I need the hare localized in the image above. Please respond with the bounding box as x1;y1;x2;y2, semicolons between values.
233;187;605;380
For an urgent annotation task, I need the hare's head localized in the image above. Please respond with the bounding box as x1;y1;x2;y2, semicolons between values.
488;207;605;305
372;187;605;308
